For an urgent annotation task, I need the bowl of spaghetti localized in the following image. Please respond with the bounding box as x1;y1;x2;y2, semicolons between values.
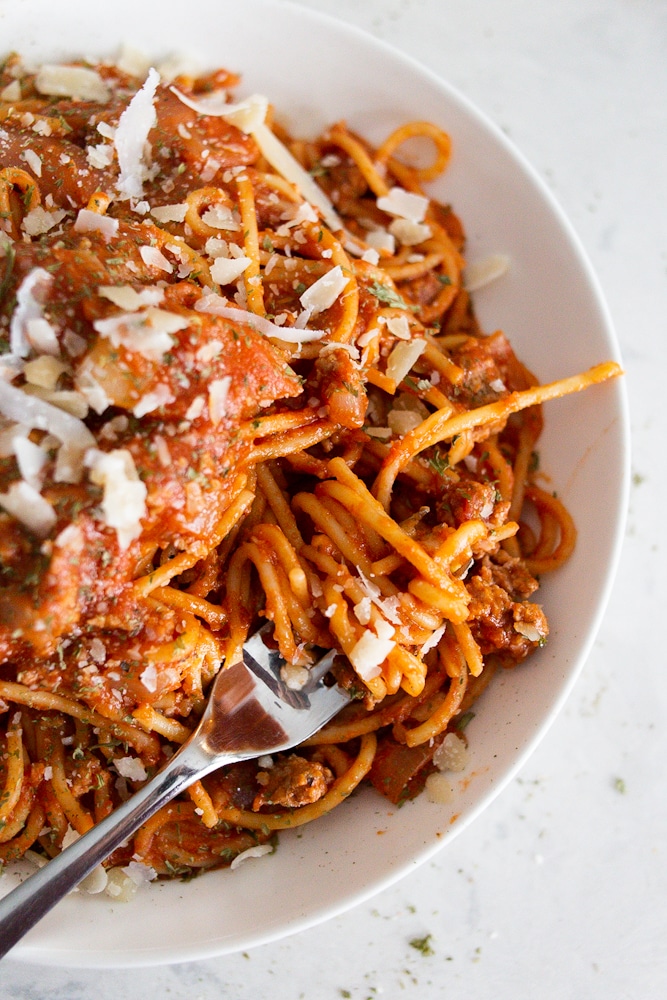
0;0;627;967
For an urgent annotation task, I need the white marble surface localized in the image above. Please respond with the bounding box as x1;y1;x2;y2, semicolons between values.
2;0;666;996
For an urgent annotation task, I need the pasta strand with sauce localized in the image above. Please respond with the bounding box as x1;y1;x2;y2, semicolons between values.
0;53;620;884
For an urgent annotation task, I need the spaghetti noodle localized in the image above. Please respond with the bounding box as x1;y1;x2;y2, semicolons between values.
0;52;620;883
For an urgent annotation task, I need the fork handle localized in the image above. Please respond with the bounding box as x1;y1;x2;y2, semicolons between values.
0;741;216;960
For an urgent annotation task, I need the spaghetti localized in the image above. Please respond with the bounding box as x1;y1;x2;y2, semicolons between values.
0;53;620;884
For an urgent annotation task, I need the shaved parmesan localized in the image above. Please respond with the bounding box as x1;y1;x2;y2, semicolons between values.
200;205;239;230
389;218;431;246
78;865;108;895
86;142;115;170
74;366;110;415
139;245;173;273
230;844;274;871
193;296;326;344
377;187;429;223
140;663;158;692
10;268;53;358
210;255;251;284
0;378;95;472
299;265;347;315
170;86;343;233
116;44;151;79
98;285;164;311
121;860;157;885
0;480;56;537
385;338;427;385
74;209;119;241
93;308;189;360
113;756;148;782
380;314;411;340
170;87;268;131
13;435;48;489
465;253;510;292
365;228;396;255
349;624;395;681
420;622;448;656
25;317;59;356
280;663;310;691
433;732;469;773
208;376;232;425
356;567;402;625
21;149;42;177
253;121;343;234
22;385;87;418
114;68;160;201
184;395;206;421
150;203;188;224
513;620;545;642
21;206;67;237
86;448;147;550
35;65;110;103
425;771;454;804
132;384;174;417
1;80;21;102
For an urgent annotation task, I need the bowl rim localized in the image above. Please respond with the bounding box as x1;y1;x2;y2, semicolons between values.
0;0;631;967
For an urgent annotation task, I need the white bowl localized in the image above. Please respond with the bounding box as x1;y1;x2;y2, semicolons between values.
0;0;629;967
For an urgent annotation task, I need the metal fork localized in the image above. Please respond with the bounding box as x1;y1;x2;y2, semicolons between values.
0;625;349;959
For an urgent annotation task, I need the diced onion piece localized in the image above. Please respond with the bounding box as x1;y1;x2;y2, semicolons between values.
0;480;56;538
34;65;110;103
513;621;545;642
385;337;427;385
23;355;68;390
464;254;510;292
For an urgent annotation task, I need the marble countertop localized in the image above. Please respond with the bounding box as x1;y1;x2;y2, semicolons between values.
3;0;665;996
